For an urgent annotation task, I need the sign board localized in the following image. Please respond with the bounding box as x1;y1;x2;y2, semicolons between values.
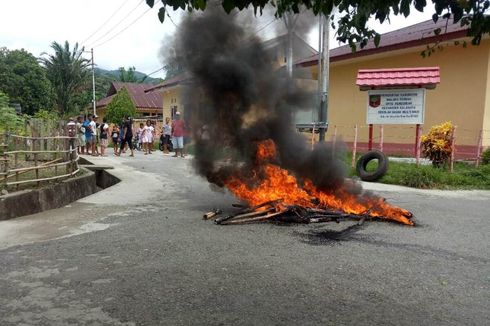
366;89;425;124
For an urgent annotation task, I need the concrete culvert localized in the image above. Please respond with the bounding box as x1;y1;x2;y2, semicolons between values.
356;150;389;182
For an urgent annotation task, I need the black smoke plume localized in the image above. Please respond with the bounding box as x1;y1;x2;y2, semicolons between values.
173;7;346;192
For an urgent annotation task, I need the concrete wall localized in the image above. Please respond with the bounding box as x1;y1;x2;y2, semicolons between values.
0;169;98;221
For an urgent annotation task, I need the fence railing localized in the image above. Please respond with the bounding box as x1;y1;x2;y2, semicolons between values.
0;133;79;191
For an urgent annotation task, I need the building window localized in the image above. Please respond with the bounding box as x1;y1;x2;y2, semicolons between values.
171;106;178;119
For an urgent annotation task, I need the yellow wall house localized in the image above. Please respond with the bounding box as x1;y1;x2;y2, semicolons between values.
145;74;189;121
296;18;490;159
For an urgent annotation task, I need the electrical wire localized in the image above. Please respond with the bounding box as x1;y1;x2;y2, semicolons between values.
92;6;152;48
81;0;132;46
254;18;277;35
86;0;146;48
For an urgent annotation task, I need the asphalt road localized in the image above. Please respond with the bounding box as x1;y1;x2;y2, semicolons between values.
0;151;489;326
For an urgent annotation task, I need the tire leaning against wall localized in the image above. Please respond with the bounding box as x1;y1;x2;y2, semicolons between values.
356;150;389;182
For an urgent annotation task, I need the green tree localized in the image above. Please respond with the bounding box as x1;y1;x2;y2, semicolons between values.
40;41;91;116
0;47;54;115
0;92;25;133
105;87;136;124
146;0;490;50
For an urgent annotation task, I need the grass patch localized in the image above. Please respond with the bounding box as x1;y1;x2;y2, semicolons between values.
345;152;490;189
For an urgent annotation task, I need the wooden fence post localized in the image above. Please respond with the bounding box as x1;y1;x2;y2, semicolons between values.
450;125;457;173
368;124;373;151
379;125;384;152
352;124;358;168
475;129;483;167
1;132;8;190
332;125;337;155
416;125;422;166
14;137;19;191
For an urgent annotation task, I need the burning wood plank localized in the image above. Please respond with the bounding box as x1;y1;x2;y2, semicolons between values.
206;198;414;226
214;199;283;224
203;208;222;220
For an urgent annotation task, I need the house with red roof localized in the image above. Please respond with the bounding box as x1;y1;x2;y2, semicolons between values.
145;74;189;121
295;18;490;158
95;82;163;122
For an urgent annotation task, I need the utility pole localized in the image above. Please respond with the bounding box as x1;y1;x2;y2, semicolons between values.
91;48;96;115
283;14;298;78
317;14;330;141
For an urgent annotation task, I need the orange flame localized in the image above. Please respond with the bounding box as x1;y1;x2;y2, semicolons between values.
225;140;413;225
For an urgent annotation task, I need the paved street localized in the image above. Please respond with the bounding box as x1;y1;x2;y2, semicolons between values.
0;151;489;326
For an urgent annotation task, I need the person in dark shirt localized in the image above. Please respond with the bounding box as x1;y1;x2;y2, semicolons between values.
116;116;134;157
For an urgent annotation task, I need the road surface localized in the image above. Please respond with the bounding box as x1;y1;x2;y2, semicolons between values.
0;151;489;325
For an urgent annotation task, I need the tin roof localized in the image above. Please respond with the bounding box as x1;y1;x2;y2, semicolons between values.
144;73;190;92
296;18;468;66
356;67;440;89
97;82;162;109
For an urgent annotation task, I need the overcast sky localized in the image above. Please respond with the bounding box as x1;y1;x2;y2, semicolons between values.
0;0;434;79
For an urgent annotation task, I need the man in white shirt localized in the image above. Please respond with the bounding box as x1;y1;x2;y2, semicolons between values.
88;115;97;156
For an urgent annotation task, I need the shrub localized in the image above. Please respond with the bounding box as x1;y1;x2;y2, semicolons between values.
420;121;453;168
0;92;25;134
481;148;490;165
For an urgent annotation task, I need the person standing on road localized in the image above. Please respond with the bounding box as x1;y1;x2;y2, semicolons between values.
66;117;77;159
99;118;109;157
93;115;100;156
172;112;185;158
117;116;134;157
162;117;172;154
118;120;127;154
140;122;149;155
148;120;155;154
89;115;97;156
76;116;86;154
111;124;119;155
137;122;145;152
83;114;92;155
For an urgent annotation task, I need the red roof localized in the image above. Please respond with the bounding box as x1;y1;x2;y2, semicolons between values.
296;18;468;66
356;67;440;89
144;73;190;92
97;82;162;109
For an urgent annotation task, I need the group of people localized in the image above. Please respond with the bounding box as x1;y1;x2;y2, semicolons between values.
72;114;110;157
70;112;186;158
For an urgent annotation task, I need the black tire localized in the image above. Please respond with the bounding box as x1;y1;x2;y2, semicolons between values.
356;150;388;182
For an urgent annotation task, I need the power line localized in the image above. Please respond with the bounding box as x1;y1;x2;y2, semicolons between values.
81;0;132;46
254;18;277;35
92;6;152;48
146;66;165;76
86;0;145;48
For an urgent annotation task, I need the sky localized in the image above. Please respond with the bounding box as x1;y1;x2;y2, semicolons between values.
0;0;435;79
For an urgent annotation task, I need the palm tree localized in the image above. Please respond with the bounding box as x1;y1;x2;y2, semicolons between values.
118;66;140;83
41;41;90;115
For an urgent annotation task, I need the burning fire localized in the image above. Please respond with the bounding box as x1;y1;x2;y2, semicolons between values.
225;139;414;225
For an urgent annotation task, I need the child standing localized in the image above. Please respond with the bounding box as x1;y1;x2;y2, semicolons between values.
111;125;119;155
142;120;151;155
137;122;145;151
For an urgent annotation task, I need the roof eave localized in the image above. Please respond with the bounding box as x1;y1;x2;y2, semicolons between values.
297;29;469;67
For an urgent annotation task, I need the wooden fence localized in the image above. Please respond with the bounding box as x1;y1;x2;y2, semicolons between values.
0;132;79;191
